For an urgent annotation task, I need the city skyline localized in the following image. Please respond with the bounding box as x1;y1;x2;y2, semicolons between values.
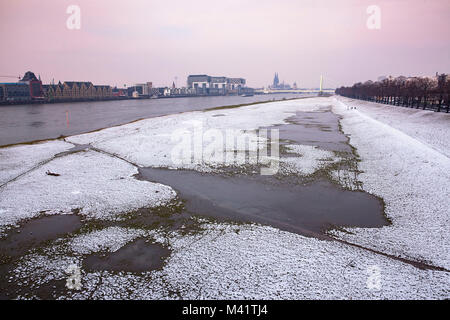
1;0;449;88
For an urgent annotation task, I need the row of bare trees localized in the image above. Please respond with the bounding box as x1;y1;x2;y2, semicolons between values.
335;74;450;112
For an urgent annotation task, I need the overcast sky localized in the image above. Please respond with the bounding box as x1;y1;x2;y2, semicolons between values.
0;0;449;88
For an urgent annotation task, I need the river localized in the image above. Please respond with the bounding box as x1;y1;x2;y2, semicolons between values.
0;94;304;146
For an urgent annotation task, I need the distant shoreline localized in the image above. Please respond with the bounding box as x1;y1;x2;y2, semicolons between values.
0;92;311;107
0;94;314;147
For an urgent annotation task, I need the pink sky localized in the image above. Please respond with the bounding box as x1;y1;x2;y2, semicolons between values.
0;0;449;88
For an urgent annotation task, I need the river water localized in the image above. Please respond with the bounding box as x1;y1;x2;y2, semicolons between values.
0;94;303;146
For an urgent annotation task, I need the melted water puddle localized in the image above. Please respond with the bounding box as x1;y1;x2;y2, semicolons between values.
139;168;387;237
138;109;387;237
274;110;352;152
83;239;170;273
0;214;82;258
0;214;83;299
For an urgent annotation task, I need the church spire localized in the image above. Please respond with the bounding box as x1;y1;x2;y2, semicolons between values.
273;72;279;88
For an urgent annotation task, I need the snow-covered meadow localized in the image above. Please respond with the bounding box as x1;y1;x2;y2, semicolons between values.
0;150;176;235
0;96;449;299
12;223;449;300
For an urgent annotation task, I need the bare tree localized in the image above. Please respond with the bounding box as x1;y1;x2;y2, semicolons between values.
436;74;447;112
416;77;437;109
445;77;450;113
336;74;446;112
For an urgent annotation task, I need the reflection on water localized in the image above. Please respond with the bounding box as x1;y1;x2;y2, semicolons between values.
138;168;388;237
276;111;352;153
27;108;41;115
83;239;171;273
0;215;82;258
0;94;304;146
29;121;45;128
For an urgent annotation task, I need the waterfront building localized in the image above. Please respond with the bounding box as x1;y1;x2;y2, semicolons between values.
19;71;44;100
53;83;64;100
42;81;112;101
43;84;57;101
0;71;44;103
128;85;142;97
187;75;210;95
63;81;92;99
135;83;149;96
1;70;115;104
149;87;160;96
227;77;246;94
186;74;249;95
131;82;155;97
0;83;32;103
209;76;227;95
273;73;280;88
270;72;292;90
43;82;64;101
93;85;113;98
62;82;112;100
112;87;127;97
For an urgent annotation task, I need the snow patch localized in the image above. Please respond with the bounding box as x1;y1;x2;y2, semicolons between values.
11;222;450;299
280;144;339;176
69;227;149;255
332;97;450;269
0;140;72;185
0;150;176;233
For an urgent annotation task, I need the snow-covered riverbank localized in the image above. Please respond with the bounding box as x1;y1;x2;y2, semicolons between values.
331;96;450;270
0;97;448;299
